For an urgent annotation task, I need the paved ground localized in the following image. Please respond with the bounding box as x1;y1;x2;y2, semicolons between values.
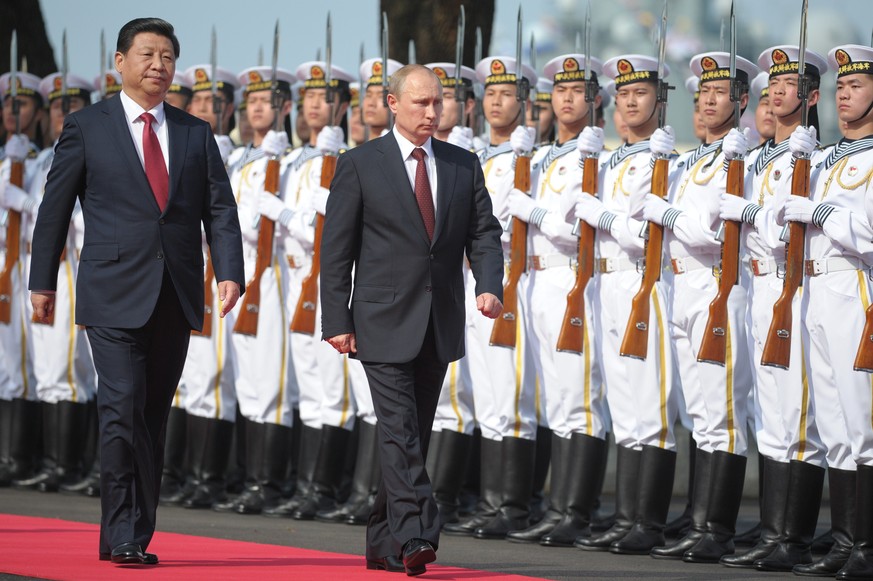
0;487;819;580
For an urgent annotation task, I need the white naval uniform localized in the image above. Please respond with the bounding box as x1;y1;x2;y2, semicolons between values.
742;139;825;465
593;141;677;451
520;139;606;440
226;144;294;427
23;146;96;404
0;146;39;402
664;140;752;456
797;139;873;468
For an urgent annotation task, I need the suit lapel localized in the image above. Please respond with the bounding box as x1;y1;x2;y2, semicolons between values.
431;140;456;244
164;105;189;213
377;133;431;246
102;95;153;202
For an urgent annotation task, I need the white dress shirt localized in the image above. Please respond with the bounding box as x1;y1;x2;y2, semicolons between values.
119;89;169;171
392;126;438;209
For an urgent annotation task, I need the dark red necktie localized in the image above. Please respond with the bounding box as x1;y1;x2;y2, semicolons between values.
139;112;169;211
411;147;435;241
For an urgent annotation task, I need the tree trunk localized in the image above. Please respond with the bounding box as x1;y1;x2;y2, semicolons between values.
0;0;57;77
380;0;494;68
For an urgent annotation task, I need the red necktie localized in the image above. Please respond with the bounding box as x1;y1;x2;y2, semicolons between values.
411;147;435;241
139;112;169;211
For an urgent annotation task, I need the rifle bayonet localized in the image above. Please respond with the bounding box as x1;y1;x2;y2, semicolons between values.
455;5;466;127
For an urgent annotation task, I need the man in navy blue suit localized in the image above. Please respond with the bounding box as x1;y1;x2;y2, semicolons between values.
29;17;244;565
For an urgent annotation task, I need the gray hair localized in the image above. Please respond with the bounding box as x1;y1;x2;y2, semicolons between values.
388;64;440;99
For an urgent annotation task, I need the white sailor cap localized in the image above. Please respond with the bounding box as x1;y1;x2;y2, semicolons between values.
829;44;873;78
185;65;237;94
295;61;354;89
690;51;758;86
38;72;94;103
602;54;669;88
475;56;537;87
750;71;769;99
238;66;295;96
685;75;700;100
543;54;603;85
167;71;193;99
1;71;44;101
291;81;305;104
425;62;476;90
359;58;403;87
93;70;122;96
534;78;553;102
349;82;361;108
757;45;827;79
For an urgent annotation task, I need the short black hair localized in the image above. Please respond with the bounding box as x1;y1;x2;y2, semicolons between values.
116;18;180;59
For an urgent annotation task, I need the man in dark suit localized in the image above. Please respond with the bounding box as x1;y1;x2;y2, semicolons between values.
28;18;244;565
320;64;504;576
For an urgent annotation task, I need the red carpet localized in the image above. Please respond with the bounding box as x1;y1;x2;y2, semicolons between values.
0;514;538;580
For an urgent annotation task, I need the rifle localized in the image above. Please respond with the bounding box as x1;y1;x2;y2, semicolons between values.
761;0;810;369
454;6;466;128
234;20;283;337
490;6;530;349
1;31;23;325
698;1;746;365
291;13;335;335
192;252;215;338
473;27;485;137
381;13;393;130
620;0;673;360
557;2;598;353
211;27;224;136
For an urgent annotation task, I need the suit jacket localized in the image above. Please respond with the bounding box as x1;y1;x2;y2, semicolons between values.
320;131;504;364
29;94;244;331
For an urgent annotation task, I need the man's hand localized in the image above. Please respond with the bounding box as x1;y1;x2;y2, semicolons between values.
217;281;241;317
31;292;55;324
327;333;357;354
477;293;503;319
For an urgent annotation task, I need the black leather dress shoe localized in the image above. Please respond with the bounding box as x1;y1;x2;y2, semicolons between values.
402;539;435;576
100;551;158;565
108;543;149;565
365;555;406;573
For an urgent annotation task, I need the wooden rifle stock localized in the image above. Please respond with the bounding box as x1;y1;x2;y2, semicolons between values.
233;157;280;336
290;153;335;334
556;156;597;353
855;303;873;372
620;156;669;359
490;155;530;348
761;157;810;368
0;160;23;325
192;252;215;338
698;157;744;365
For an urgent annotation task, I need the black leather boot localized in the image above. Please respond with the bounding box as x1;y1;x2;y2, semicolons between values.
576;445;641;551
59;400;100;497
540;434;607;547
474;436;536;539
754;460;825;571
262;424;320;517
682;451;747;563
42;401;88;492
794;467;856;576
6;398;41;484
651;448;713;559
610;445;676;554
507;433;569;544
733;452;765;547
835;465;873;581
183;417;234;508
530;426;553;524
293;425;353;519
158;406;189;505
14;401;58;490
428;429;472;528
663;436;696;539
214;418;265;514
590;435;614;533
0;398;13;486
316;421;380;523
443;437;502;536
719;455;790;567
346;423;382;526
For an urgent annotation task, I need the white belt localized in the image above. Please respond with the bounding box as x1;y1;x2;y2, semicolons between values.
596;256;642;273
528;254;575;271
748;257;778;276
804;256;864;276
671;255;718;275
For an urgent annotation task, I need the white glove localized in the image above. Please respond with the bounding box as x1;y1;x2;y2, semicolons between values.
472;136;487;152
3;134;29;162
642;194;674;226
574;193;608;228
509;126;536;156
628;189;649;221
379;128;390;138
311;186;330;216
722;127;750;161
783;196;818;225
447;126;474;151
257;187;287;222
214;135;235;164
773;190;790;226
507;188;537;222
316;126;344;155
261;130;289;157
576;126;604;157
650;125;675;157
1;181;36;214
789;126;817;159
719;192;759;224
